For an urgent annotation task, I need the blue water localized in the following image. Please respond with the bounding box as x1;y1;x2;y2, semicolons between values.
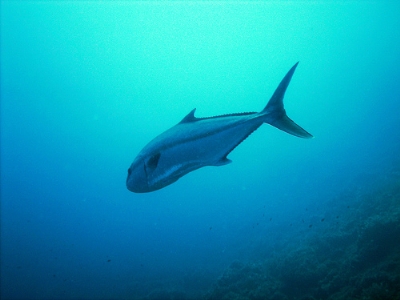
1;2;400;299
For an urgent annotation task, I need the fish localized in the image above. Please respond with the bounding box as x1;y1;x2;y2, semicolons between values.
127;62;312;193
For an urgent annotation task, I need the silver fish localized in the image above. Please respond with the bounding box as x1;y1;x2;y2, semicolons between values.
127;62;312;193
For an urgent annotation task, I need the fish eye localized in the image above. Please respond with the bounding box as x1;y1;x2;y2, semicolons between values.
127;168;132;176
146;153;161;170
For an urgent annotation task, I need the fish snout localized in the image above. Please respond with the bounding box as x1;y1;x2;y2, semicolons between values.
126;164;149;193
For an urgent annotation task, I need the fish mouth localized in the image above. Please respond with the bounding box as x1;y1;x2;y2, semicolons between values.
126;179;149;193
126;167;149;193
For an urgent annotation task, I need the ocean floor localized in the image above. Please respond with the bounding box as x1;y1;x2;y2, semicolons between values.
141;162;400;300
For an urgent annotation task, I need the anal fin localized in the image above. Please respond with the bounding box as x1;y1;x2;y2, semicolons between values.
213;157;232;166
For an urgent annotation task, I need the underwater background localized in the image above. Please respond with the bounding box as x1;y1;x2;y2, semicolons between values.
1;2;400;299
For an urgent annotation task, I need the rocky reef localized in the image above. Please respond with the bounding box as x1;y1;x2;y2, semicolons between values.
206;166;400;300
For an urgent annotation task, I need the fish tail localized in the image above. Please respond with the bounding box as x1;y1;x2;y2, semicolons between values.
261;62;313;139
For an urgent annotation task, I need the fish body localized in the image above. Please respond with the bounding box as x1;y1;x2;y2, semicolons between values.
127;62;312;193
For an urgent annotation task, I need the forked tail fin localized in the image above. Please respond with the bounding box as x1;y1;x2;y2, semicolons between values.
262;62;313;139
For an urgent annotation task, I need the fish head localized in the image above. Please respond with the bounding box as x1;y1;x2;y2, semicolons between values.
127;152;179;193
126;153;155;193
126;158;148;193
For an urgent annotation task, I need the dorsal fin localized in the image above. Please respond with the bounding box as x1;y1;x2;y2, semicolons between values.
179;108;197;123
